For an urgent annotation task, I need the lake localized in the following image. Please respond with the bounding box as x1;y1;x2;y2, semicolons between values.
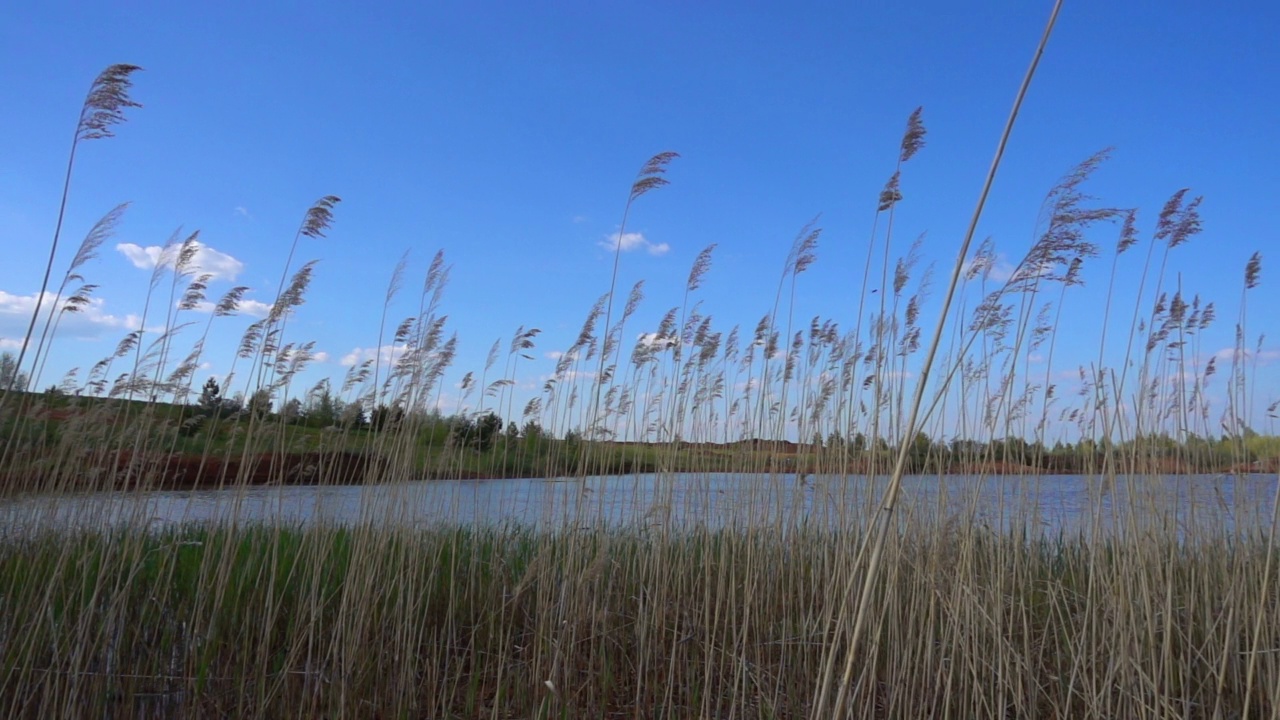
3;472;1277;539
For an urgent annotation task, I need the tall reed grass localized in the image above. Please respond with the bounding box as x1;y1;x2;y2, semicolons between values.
2;13;1278;717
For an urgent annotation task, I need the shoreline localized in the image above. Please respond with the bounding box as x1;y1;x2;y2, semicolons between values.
6;449;1274;493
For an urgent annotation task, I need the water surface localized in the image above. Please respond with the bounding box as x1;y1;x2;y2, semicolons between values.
3;472;1277;539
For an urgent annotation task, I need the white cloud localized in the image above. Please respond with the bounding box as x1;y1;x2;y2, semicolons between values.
187;297;272;318
115;240;245;281
0;337;20;350
340;344;409;367
599;231;669;256
636;332;678;351
0;290;143;342
116;244;159;269
1214;347;1280;364
962;253;1016;283
234;206;251;218
988;260;1016;282
539;369;597;383
239;299;273;318
312;351;330;363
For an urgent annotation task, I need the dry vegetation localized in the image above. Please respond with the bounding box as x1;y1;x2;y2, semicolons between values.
2;16;1279;719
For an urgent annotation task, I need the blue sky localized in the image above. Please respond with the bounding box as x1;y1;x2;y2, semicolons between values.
1;1;1277;440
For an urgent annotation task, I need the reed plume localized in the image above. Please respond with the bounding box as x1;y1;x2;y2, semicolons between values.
3;65;140;399
816;3;1063;715
26;203;130;390
587;152;679;451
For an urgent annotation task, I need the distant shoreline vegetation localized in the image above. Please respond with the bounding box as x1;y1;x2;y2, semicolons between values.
2;384;1277;492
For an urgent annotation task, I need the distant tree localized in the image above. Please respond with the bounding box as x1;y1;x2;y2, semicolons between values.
281;397;303;424
1247;434;1280;462
450;412;504;451
339;401;366;428
222;393;244;415
951;438;984;460
911;430;932;455
561;428;584;469
522;420;544;442
185;382;220;434
416;408;452;446
371;403;405;432
908;430;934;469
198;377;222;413
305;387;340;428
447;415;474;447
247;388;273;419
850;432;867;454
475;412;503;450
521;420;545;452
0;352;30;392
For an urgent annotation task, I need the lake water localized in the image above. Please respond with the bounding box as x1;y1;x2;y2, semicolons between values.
2;472;1277;539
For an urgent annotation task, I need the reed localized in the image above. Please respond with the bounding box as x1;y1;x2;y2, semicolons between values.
1;34;1278;720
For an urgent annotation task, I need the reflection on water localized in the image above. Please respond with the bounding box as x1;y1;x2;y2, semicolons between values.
2;473;1277;539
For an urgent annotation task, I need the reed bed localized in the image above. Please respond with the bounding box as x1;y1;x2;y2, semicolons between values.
1;520;1277;718
3;11;1280;717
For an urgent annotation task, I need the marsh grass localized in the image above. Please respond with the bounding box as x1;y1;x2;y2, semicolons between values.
1;524;1277;717
2;29;1280;720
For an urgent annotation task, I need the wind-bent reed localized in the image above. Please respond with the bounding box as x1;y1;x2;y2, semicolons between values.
2;41;1279;720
